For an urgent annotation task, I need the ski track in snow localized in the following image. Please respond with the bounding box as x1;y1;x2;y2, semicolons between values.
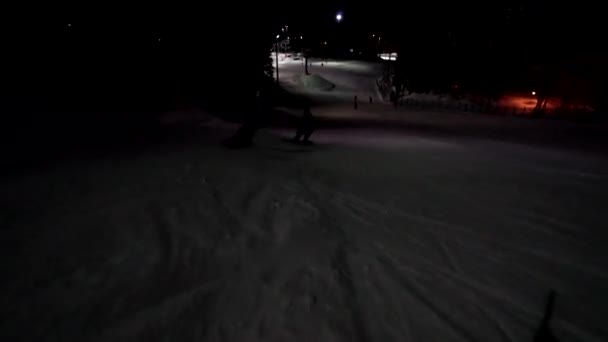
0;132;608;341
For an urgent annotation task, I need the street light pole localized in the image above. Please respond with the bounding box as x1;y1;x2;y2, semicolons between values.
275;35;280;85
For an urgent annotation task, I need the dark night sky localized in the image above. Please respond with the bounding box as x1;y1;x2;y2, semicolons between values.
5;0;603;60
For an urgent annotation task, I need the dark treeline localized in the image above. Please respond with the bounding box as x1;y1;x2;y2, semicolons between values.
0;3;282;168
389;1;606;113
2;4;278;131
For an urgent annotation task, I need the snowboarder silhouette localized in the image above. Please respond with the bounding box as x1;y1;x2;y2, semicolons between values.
290;105;315;144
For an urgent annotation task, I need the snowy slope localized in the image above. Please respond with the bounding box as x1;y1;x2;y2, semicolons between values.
3;59;608;341
2;112;608;341
278;59;383;103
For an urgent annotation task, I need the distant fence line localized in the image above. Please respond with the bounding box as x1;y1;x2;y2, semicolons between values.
398;97;532;117
394;97;603;122
378;80;529;116
376;78;600;121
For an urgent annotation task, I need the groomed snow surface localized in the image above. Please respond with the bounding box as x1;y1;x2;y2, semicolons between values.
2;60;608;341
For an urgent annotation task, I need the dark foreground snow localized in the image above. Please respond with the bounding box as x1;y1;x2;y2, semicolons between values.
2;111;608;341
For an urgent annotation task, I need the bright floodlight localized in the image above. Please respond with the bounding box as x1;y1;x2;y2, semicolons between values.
276;34;280;39
336;13;343;22
532;91;536;96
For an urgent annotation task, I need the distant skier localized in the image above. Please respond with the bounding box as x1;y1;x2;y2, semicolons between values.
290;105;315;144
390;85;399;108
